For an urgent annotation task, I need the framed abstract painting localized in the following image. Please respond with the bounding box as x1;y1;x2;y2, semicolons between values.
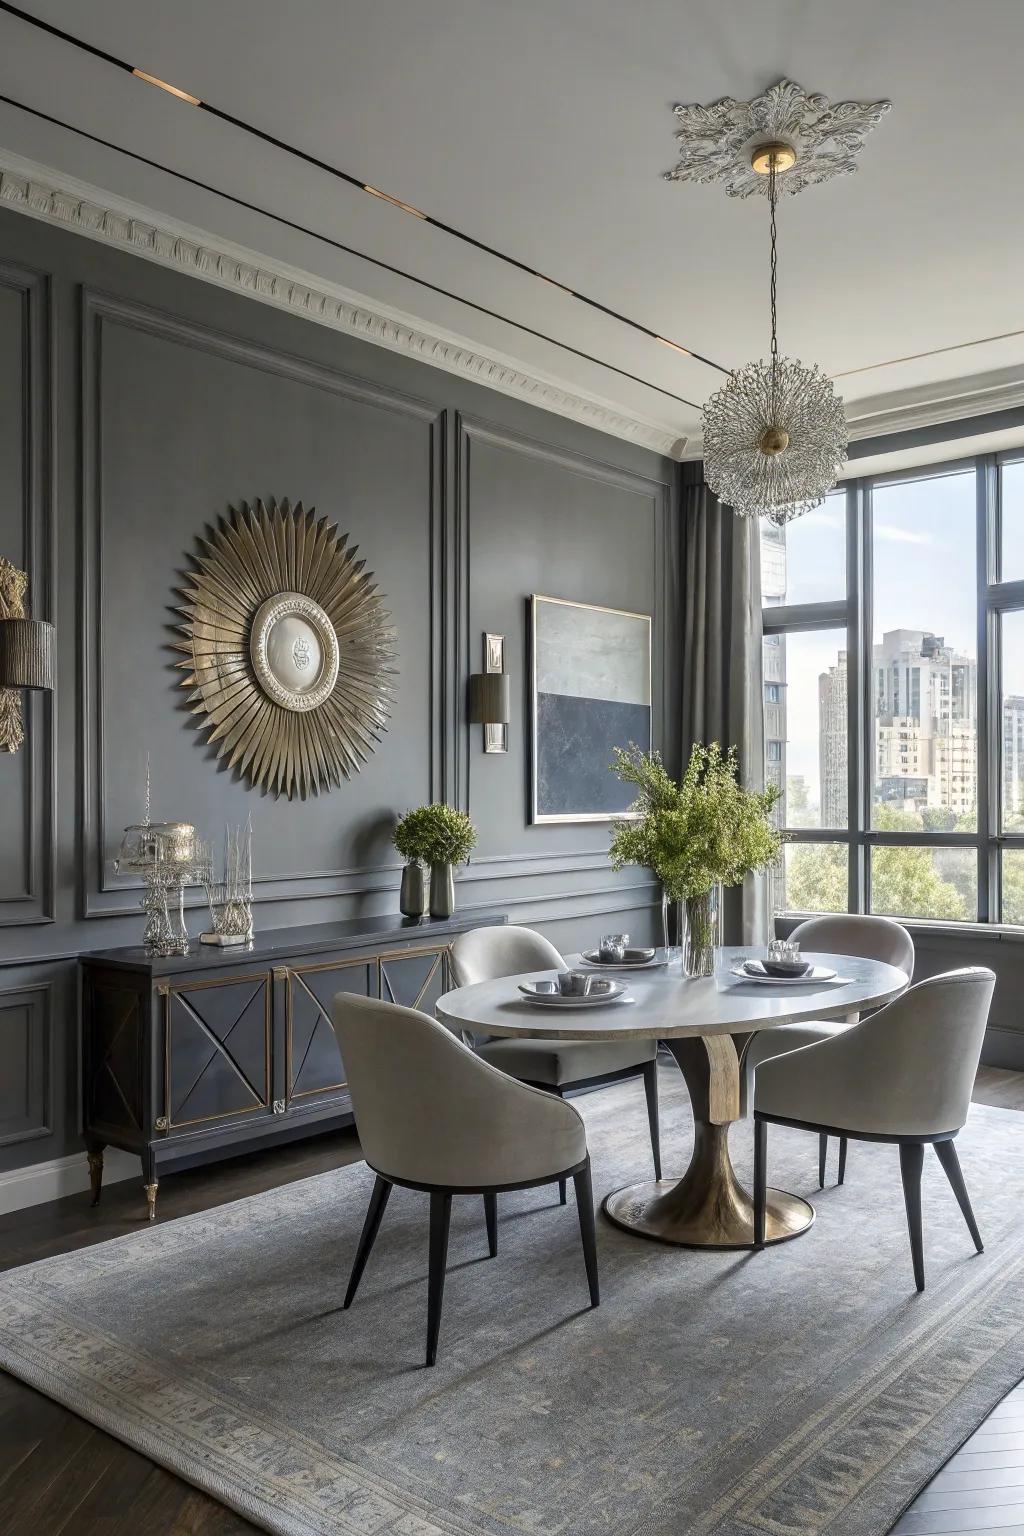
529;595;652;823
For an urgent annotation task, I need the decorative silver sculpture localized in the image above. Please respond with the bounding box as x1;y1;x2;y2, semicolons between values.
115;759;210;956
175;499;398;799
200;819;254;947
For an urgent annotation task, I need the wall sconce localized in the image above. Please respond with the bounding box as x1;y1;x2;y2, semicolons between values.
468;632;510;753
0;558;55;755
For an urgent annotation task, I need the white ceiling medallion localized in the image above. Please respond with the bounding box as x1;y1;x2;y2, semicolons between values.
665;78;891;199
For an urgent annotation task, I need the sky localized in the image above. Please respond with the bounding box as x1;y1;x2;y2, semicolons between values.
764;465;1024;812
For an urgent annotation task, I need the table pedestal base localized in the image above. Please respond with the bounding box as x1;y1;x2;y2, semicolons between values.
603;1122;814;1249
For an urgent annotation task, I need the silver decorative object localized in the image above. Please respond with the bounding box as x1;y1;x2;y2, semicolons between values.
175;499;397;799
114;758;209;955
667;90;866;521
664;78;891;198
201;819;254;946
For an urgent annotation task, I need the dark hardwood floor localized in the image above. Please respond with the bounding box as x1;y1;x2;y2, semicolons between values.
1;1070;1022;1536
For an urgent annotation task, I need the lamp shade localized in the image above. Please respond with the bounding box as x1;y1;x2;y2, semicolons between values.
468;672;510;725
0;618;55;690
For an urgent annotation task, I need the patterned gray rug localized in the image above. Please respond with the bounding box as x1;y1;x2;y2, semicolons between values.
2;1068;1024;1536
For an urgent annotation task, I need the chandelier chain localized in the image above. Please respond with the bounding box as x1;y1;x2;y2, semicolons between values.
768;160;779;420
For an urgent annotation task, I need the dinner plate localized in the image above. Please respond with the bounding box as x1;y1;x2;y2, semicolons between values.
517;979;631;1006
579;948;667;971
730;961;841;985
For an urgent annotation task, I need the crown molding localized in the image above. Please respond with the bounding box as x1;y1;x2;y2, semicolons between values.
0;149;684;460
844;365;1024;440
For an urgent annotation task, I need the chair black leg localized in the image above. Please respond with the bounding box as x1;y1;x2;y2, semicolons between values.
838;1136;848;1186
343;1175;392;1309
425;1191;452;1367
899;1143;926;1292
572;1158;600;1307
483;1191;497;1258
934;1139;984;1253
818;1132;828;1190
753;1118;767;1250
642;1058;662;1181
558;1178;567;1205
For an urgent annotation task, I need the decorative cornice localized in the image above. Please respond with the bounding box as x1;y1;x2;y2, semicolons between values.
0;150;684;460
844;366;1024;441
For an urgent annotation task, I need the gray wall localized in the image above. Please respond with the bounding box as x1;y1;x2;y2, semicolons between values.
0;207;678;1175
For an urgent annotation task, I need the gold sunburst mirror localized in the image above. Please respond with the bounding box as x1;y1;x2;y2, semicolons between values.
175;499;397;798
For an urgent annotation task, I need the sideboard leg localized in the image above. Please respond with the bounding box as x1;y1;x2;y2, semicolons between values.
86;1140;105;1207
144;1181;159;1222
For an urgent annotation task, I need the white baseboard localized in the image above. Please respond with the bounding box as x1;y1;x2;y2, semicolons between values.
0;1147;140;1216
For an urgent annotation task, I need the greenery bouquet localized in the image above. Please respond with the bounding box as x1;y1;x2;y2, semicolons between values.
609;742;781;975
393;803;477;919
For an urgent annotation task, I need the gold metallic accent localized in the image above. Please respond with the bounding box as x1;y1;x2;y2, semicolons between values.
87;1149;104;1206
751;140;797;175
656;336;692;357
144;1181;158;1222
284;952;376;1102
603;1032;814;1249
175;499;397;799
132;69;201;105
363;185;427;219
154;1115;170;1132
0;557;28;753
163;971;272;1129
272;966;290;983
157;983;171;997
759;425;791;455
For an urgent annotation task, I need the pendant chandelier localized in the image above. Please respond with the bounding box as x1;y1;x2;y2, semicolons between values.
665;81;890;525
701;144;847;524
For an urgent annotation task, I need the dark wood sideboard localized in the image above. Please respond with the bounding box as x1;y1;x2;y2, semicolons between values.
80;909;507;1220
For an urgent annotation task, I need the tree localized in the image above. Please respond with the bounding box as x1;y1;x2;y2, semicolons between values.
783;802;969;919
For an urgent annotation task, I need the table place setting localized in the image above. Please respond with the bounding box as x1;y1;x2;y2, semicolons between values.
577;931;669;971
517;969;634;1008
726;939;850;987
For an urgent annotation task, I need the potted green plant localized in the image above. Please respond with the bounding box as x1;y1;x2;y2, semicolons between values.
609;742;781;977
393;803;477;919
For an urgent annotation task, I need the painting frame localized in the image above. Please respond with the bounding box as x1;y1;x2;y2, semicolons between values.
529;594;652;825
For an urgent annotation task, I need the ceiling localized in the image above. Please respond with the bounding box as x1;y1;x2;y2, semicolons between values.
1;0;1021;454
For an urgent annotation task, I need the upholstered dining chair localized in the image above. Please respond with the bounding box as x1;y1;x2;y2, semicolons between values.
753;967;995;1291
331;992;599;1367
743;914;915;1186
449;926;662;1203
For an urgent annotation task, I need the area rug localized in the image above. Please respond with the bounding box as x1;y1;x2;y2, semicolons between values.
2;1070;1024;1536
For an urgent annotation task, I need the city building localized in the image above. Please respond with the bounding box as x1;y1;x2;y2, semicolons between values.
819;651;848;827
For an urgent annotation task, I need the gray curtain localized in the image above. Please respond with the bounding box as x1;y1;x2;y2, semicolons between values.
677;462;767;945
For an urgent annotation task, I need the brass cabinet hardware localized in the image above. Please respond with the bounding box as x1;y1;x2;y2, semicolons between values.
273;1099;286;1114
154;1115;170;1131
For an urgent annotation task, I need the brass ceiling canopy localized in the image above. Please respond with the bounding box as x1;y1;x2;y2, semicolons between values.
176;499;397;798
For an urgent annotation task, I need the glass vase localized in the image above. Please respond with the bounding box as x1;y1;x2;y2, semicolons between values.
681;887;720;979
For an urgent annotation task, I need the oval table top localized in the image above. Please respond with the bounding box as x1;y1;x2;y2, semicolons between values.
435;947;909;1042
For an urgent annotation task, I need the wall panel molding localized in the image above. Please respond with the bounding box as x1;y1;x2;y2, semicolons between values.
78;288;444;918
0;980;52;1147
0;151;681;460
456;411;673;816
0;258;55;927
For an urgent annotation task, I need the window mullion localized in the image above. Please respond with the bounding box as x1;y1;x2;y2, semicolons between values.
853;479;871;914
977;454;996;922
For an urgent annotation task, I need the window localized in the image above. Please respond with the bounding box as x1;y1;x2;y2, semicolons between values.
762;452;1024;926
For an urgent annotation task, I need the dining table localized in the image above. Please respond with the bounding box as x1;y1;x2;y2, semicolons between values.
435;947;909;1251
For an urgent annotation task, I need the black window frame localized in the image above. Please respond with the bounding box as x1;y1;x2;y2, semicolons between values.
763;448;1024;928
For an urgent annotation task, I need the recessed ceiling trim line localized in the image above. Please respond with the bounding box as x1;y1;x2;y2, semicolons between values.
0;0;730;377
0;90;698;413
0;149;685;459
